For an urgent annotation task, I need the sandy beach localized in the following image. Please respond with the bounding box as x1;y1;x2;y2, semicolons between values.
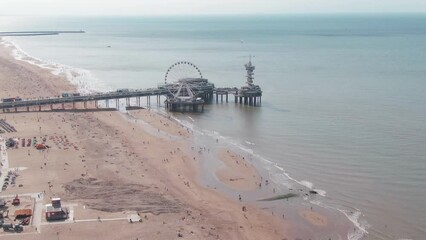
0;39;295;239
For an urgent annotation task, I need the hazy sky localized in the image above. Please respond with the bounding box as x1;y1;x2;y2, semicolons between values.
1;0;426;15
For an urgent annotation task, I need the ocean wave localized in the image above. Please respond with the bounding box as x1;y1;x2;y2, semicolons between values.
309;200;369;240
339;208;370;240
0;37;112;94
187;116;195;122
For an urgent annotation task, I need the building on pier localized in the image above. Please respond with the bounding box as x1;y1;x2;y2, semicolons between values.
235;57;262;105
165;79;205;112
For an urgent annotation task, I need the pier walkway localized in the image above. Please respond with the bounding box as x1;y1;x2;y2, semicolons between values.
0;88;170;112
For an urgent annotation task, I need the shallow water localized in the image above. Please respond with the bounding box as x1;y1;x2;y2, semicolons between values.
1;14;426;239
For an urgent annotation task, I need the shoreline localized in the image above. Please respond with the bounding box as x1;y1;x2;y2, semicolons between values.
0;38;294;239
0;37;362;239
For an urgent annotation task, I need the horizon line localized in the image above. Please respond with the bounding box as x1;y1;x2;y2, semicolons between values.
1;11;426;17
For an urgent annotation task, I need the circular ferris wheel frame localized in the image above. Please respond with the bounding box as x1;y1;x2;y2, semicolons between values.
164;61;203;84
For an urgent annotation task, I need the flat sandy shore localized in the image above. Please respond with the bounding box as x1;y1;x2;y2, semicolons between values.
0;40;297;239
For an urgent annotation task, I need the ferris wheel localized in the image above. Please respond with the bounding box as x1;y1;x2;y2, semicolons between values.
164;61;203;84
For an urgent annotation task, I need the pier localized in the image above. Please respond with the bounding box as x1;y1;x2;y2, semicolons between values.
0;31;85;37
0;59;262;113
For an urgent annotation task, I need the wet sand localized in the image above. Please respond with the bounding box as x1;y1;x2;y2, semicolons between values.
215;148;260;191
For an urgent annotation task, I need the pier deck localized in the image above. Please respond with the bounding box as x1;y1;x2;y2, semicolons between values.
0;88;169;112
0;86;250;112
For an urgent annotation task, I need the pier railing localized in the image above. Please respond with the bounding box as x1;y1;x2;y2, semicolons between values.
0;88;170;110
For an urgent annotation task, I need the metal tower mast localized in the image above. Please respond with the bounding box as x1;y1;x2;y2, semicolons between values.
245;56;255;86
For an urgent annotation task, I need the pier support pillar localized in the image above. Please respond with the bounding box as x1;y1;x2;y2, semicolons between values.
226;93;228;103
254;97;257;106
216;94;218;103
239;97;243;104
27;107;29;112
15;107;17;112
221;95;223;103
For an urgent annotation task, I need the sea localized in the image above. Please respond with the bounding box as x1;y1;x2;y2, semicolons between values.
0;14;425;240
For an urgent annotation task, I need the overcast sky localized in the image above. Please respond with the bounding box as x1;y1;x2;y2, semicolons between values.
1;0;426;15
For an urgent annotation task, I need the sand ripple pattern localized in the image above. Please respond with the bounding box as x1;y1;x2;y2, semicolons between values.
64;178;185;214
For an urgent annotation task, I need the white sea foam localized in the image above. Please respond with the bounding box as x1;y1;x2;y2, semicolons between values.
187;116;195;122
1;38;112;94
300;180;314;189
308;200;369;240
339;209;370;240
